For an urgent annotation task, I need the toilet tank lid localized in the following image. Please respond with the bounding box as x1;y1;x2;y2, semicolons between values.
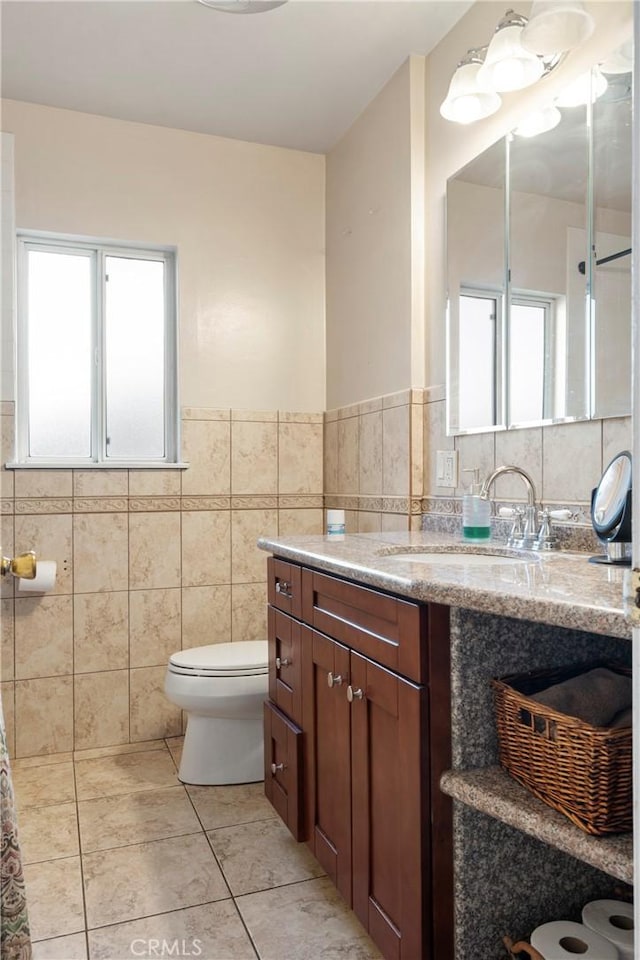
170;640;268;672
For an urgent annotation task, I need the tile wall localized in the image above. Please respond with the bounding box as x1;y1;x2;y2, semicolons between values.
0;405;323;758
323;388;424;533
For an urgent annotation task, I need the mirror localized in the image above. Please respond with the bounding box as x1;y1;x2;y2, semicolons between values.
446;48;633;436
589;450;631;565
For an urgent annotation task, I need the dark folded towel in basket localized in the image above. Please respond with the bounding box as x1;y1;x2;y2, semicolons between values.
529;667;631;728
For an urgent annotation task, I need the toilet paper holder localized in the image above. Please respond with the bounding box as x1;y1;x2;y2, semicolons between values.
0;551;36;579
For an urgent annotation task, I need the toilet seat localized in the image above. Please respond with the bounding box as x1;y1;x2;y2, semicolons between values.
168;641;268;678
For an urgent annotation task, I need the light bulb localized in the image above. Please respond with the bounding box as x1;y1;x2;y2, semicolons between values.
513;105;562;137
440;61;502;125
477;23;545;93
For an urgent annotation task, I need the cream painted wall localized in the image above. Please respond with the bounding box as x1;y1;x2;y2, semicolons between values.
1;99;326;411
326;57;425;410
425;0;633;388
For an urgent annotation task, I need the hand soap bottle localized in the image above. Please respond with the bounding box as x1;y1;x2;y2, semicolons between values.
462;468;491;540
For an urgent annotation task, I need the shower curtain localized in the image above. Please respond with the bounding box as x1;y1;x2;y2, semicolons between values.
0;695;31;960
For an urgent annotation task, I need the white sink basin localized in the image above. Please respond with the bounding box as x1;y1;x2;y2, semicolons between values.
385;552;532;567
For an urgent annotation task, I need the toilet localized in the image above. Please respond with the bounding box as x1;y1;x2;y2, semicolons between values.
164;640;268;786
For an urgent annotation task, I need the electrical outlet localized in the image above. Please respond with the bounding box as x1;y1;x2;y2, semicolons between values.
436;450;458;488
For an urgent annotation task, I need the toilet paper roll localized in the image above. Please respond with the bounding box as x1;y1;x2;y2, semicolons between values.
582;900;634;960
531;920;620;959
18;560;57;593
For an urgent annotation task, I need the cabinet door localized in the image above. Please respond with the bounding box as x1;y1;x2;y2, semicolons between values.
268;607;302;726
302;627;352;904
264;700;304;841
350;652;428;960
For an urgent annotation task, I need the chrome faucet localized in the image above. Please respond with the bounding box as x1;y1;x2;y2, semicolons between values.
480;465;538;549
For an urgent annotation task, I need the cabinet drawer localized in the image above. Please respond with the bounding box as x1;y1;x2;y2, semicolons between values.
302;568;427;683
264;701;304;841
268;557;302;620
268;607;302;726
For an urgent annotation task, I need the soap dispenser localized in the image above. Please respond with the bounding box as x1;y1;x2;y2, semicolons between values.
462;468;491;540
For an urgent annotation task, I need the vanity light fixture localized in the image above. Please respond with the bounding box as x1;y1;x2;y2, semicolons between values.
440;8;567;125
513;104;561;137
439;48;502;124
520;0;594;57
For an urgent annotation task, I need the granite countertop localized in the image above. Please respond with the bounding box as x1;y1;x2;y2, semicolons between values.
257;530;631;639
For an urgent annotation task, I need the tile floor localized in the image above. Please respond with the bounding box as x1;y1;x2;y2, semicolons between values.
12;738;381;960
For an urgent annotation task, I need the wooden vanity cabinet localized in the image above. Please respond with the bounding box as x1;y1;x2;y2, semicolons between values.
264;557;452;960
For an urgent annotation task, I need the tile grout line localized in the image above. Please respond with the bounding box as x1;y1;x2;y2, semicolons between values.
70;750;91;954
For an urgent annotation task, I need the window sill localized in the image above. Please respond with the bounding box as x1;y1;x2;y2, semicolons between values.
6;462;190;471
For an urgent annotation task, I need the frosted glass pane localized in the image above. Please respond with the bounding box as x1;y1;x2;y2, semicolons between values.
510;304;545;424
459;295;495;430
105;256;165;459
27;250;92;458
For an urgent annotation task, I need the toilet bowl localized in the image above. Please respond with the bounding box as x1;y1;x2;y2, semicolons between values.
164;640;268;786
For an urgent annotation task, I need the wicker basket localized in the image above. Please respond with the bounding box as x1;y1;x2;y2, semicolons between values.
492;660;632;835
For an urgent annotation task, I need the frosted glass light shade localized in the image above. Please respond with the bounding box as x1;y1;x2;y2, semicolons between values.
556;67;608;107
601;40;633;75
513;105;561;137
440;62;502;124
521;1;594;56
477;24;545;92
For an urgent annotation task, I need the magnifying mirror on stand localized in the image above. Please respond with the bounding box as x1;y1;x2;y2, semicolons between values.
589;450;632;565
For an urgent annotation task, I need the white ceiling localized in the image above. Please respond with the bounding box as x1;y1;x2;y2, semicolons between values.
0;0;472;154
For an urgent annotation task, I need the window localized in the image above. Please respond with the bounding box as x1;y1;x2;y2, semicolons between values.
509;295;554;426
15;233;178;465
458;290;500;430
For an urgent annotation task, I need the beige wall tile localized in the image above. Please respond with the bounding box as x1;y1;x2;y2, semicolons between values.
231;410;277;422
231;510;277;584
128;470;182;497
381;513;408;532
181;420;231;496
542;420;602;502
73;470;128;497
182;585;232;648
1;414;14;496
182;408;230;421
277;509;323;535
231;421;277;495
14;514;72;596
73;513;128;593
382;405;410;497
278;412;323;423
129;513;181;590
182;511;231;587
14;470;73;499
410;404;424;498
359;412;382;496
15;595;73;679
323;419;338;494
1;598;14;681
15;676;73;757
493;427;543;501
358;512;382;533
74;592;129;674
337;418;359;495
1;517;13;599
454;432;496;498
130;666;182;741
130;588;181;667
231;583;267;643
278;422;323;495
74;670;129;750
1;681;15;756
344;509;358;534
424;399;454;497
602;416;632;469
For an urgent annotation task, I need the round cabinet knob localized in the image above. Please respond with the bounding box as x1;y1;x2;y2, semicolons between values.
347;685;364;702
327;672;343;688
275;657;290;670
270;762;284;775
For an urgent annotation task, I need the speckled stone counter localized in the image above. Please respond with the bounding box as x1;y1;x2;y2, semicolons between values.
258;531;632;959
257;530;631;639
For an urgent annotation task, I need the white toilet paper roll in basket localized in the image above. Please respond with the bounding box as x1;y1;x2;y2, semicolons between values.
17;560;57;593
531;920;620;959
582;900;634;960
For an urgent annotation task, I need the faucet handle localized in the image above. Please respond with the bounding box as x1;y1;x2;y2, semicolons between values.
535;508;558;551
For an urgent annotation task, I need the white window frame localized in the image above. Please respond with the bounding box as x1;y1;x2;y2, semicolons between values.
13;231;183;468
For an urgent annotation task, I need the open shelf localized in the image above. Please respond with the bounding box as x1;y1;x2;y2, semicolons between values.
440;765;633;885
